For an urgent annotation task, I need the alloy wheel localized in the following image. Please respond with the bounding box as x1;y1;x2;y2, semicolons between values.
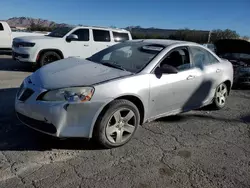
216;84;227;106
44;55;58;65
105;108;136;144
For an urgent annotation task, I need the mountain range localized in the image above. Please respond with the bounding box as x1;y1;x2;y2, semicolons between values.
4;17;209;38
5;17;70;28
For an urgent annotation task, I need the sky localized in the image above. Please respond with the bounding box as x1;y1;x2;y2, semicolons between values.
0;0;249;36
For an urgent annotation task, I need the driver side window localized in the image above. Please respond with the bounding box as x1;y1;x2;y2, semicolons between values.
71;29;89;41
160;47;191;71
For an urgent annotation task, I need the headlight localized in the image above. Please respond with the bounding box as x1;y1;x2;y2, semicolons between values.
19;42;35;47
41;87;94;102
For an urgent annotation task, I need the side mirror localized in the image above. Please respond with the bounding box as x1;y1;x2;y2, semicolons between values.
66;34;78;42
156;64;178;74
155;65;178;78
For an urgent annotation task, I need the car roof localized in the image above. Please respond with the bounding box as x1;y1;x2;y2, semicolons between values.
126;39;198;47
74;25;130;33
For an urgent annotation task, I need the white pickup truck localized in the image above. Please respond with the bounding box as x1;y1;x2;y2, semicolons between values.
12;25;132;67
0;21;45;50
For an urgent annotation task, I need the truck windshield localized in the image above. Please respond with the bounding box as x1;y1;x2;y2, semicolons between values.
47;27;73;38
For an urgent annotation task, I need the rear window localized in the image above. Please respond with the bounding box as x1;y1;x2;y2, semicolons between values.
0;23;4;31
113;32;129;42
93;29;111;42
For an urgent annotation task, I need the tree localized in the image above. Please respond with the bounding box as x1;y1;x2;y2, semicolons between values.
242;36;250;41
28;23;56;32
168;29;208;43
210;29;240;42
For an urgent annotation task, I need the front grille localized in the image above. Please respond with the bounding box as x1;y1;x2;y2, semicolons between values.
12;52;29;59
19;88;34;102
17;112;57;134
238;77;250;83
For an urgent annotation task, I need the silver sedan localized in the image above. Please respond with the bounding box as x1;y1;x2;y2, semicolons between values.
15;39;234;148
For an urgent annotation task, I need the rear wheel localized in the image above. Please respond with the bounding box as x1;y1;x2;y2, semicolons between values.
212;82;228;110
94;100;140;148
38;51;61;67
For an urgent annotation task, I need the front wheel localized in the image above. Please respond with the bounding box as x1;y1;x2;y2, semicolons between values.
94;99;140;149
39;51;61;67
212;83;228;110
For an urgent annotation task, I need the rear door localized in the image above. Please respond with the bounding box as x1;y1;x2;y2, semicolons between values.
0;23;12;49
189;46;222;102
92;29;113;53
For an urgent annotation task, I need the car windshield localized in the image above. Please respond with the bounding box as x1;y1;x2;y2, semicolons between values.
87;41;165;73
47;27;73;38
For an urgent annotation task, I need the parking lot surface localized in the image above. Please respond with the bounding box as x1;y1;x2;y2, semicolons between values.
0;55;250;188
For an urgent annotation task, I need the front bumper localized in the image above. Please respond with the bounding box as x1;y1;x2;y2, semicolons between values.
12;51;30;61
235;77;250;86
234;68;250;86
12;46;37;63
15;78;109;138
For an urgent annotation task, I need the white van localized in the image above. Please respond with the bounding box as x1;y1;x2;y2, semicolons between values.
12;26;132;67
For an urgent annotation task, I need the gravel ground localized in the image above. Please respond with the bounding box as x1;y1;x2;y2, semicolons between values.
0;55;249;188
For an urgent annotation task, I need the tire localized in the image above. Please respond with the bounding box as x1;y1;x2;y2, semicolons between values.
211;82;228;110
94;99;140;149
38;51;61;67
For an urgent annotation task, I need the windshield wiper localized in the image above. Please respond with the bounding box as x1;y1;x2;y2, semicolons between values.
101;62;127;71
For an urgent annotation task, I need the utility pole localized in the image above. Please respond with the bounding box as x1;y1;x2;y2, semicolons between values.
207;30;212;43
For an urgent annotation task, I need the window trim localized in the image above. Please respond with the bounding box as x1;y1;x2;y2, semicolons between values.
92;29;111;42
150;46;193;74
71;28;90;41
189;46;220;68
112;31;130;42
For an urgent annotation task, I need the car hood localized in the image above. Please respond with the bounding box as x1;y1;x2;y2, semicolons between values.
13;35;61;42
30;57;132;89
215;39;250;54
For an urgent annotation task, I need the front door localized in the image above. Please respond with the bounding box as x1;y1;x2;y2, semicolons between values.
65;28;93;58
149;47;204;119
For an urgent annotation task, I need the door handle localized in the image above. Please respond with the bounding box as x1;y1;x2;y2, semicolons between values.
84;44;89;47
187;75;195;80
216;69;221;73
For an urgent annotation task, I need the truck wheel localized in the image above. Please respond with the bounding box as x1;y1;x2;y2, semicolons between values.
39;51;61;67
94;99;140;149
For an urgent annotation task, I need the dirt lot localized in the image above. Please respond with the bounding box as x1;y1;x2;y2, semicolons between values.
0;55;250;188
